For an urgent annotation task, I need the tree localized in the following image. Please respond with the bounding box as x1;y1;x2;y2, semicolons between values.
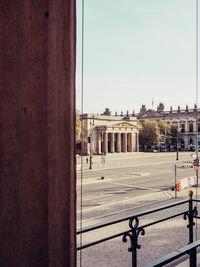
158;120;170;147
76;110;81;144
168;124;183;148
139;120;160;150
158;120;170;135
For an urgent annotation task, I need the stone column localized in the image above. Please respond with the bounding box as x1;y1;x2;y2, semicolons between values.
124;133;127;152
110;133;114;153
193;122;196;134
127;133;130;152
97;133;101;154
103;132;108;154
186;119;188;133
136;133;139;151
132;133;136;151
129;133;133;152
117;133;121;152
184;136;189;151
0;1;76;266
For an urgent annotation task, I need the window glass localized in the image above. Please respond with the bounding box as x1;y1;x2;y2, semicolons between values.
76;1;197;266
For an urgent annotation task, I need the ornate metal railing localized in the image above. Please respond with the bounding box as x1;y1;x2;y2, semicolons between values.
77;191;200;267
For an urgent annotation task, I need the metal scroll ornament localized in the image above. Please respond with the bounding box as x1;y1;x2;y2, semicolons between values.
122;216;145;252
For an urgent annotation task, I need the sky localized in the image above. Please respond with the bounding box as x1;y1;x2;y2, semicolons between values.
76;0;198;114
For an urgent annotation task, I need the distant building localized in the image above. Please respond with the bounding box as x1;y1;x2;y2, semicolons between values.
80;108;139;155
137;102;200;150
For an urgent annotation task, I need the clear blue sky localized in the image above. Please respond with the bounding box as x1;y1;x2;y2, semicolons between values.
76;0;198;114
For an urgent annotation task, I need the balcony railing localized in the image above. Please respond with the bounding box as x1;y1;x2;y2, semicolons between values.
77;191;200;267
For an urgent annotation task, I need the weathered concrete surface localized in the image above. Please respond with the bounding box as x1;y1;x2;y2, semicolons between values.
0;1;76;266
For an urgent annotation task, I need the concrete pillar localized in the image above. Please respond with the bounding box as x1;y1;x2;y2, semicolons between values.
124;133;127;152
110;133;114;153
0;1;76;266
117;133;121;152
103;132;108;154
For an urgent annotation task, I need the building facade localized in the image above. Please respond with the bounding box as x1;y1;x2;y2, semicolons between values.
137;103;200;150
80;108;139;155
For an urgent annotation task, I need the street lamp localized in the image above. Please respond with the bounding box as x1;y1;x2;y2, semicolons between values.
176;126;181;160
89;140;93;170
89;115;95;169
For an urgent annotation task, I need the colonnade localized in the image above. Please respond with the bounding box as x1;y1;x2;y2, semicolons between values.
96;132;138;154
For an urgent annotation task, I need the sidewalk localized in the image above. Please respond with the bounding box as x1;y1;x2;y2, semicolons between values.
77;152;200;266
76;151;192;171
77;187;200;267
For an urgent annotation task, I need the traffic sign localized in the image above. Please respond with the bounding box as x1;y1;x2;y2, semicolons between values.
193;158;199;167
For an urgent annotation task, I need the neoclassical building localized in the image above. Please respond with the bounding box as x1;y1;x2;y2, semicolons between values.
80;108;139;155
137;102;200;150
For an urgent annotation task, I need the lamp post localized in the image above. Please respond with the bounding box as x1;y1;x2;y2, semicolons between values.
89;115;95;169
176;126;181;160
89;135;93;169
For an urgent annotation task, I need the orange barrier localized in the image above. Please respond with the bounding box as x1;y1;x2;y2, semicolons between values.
176;183;181;191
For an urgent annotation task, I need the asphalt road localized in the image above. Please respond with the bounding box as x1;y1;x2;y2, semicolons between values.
77;152;197;227
76;152;200;267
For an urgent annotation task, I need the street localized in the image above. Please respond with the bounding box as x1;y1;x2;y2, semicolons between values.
77;152;200;266
77;152;197;227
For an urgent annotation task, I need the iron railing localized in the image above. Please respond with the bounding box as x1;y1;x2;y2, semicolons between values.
77;191;200;266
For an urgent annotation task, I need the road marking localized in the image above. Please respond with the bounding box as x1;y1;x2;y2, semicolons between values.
77;191;169;213
105;181;159;192
77;181;172;212
79;160;180;173
162;191;172;198
105;181;172;199
77;197;173;224
76;173;149;186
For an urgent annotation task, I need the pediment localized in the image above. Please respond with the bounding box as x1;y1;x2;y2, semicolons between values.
95;121;137;130
138;109;164;118
111;122;137;128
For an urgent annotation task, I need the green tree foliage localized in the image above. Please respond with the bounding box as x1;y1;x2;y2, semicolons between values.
76;110;81;144
139;120;183;150
168;124;183;147
139;120;160;149
158;120;170;146
158;120;170;135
